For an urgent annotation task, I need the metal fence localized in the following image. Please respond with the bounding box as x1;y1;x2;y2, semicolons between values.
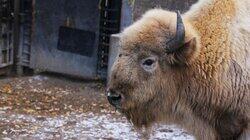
97;0;122;78
0;0;13;74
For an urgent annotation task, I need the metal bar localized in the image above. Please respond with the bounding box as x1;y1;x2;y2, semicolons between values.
100;19;118;23
6;32;9;63
21;59;29;63
22;50;30;55
99;33;110;37
99;42;109;46
13;0;23;75
100;27;119;32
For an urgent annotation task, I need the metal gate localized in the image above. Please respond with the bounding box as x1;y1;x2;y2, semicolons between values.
0;0;14;74
97;0;122;78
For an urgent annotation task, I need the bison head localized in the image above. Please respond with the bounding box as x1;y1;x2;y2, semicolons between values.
107;9;200;128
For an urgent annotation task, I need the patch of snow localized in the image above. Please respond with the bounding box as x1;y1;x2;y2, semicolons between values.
0;111;195;140
30;75;48;82
2;138;11;140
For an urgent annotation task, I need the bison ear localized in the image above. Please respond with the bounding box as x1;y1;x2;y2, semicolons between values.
168;37;199;66
183;37;197;51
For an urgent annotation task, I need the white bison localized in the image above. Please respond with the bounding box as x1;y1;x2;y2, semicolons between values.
107;0;250;139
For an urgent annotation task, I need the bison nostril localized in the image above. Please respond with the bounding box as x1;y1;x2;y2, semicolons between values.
107;90;122;107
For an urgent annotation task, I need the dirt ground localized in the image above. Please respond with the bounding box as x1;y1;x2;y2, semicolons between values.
0;74;194;140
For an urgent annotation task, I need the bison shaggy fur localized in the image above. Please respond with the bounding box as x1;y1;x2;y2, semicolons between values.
107;0;250;139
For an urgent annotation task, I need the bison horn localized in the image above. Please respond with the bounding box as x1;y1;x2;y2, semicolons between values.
165;11;185;53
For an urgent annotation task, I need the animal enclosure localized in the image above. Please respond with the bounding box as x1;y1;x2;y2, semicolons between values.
0;0;197;80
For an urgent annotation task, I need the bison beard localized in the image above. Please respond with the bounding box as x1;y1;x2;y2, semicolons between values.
122;103;157;128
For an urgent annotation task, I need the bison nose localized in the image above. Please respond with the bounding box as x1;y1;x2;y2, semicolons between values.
107;89;122;108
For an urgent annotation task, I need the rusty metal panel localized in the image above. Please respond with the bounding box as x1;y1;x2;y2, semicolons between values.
57;27;96;57
30;0;100;79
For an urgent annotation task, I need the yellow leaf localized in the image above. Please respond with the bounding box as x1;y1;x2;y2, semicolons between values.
0;84;12;94
25;108;35;113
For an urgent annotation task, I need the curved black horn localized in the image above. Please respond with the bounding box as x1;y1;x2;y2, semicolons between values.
165;11;185;53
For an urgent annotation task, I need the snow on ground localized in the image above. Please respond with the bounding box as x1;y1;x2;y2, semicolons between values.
0;75;195;140
0;111;194;140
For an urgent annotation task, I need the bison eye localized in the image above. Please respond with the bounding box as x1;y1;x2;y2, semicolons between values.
141;56;157;72
143;59;154;66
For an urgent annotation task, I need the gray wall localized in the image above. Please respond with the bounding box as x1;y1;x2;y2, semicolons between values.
30;0;100;79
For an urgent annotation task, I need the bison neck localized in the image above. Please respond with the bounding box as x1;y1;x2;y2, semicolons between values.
178;0;250;139
185;0;236;78
182;0;249;111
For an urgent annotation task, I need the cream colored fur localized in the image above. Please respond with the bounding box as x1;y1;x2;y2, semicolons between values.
109;0;250;139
